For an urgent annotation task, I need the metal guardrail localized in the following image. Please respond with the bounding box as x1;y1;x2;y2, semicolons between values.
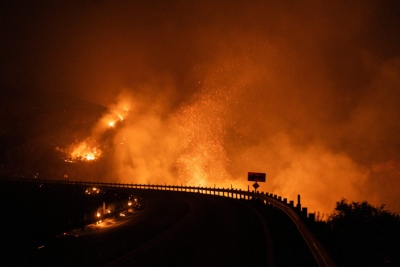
2;178;335;266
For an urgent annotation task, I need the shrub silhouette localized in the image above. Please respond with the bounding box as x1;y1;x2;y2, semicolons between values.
324;198;400;266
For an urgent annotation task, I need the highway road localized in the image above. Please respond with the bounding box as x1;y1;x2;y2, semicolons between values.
12;190;317;266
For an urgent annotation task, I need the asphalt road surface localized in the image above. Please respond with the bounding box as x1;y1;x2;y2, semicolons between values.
11;190;316;266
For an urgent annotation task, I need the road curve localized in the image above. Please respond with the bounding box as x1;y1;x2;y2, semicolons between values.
256;193;336;267
27;190;272;266
11;188;323;267
106;190;273;266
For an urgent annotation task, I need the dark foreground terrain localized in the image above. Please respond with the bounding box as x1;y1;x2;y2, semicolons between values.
1;181;316;266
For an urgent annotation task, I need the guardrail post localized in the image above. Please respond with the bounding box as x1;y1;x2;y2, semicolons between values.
308;213;315;222
301;207;308;219
296;194;302;211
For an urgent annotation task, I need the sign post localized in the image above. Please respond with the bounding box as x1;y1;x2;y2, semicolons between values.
248;172;266;191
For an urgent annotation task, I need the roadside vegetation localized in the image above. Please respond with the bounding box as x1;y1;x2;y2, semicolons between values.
312;199;400;266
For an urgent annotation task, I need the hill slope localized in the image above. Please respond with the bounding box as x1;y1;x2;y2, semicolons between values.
0;88;107;179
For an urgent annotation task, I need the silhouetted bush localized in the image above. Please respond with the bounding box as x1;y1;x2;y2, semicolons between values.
321;198;400;266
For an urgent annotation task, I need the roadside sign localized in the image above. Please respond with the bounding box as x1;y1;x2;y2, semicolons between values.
248;172;266;182
253;182;259;190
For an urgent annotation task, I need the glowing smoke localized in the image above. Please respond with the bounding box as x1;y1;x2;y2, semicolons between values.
4;1;400;215
61;47;400;215
107;53;400;215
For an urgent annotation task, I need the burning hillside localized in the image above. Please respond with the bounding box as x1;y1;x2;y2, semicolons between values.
58;99;129;163
0;89;107;179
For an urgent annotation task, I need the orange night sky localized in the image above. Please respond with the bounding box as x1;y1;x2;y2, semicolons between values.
1;1;400;215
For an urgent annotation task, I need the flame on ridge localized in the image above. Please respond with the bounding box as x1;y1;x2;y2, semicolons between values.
60;98;130;162
68;142;101;162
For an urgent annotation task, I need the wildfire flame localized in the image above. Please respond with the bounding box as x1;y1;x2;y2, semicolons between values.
85;153;95;161
102;111;125;128
68;142;101;162
59;99;130;162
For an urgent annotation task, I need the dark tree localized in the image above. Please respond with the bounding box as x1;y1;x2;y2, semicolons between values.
325;198;400;266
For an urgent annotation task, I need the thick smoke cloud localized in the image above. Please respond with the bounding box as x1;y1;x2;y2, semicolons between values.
2;1;400;214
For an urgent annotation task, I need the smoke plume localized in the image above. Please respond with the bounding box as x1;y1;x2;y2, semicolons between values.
2;1;400;214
